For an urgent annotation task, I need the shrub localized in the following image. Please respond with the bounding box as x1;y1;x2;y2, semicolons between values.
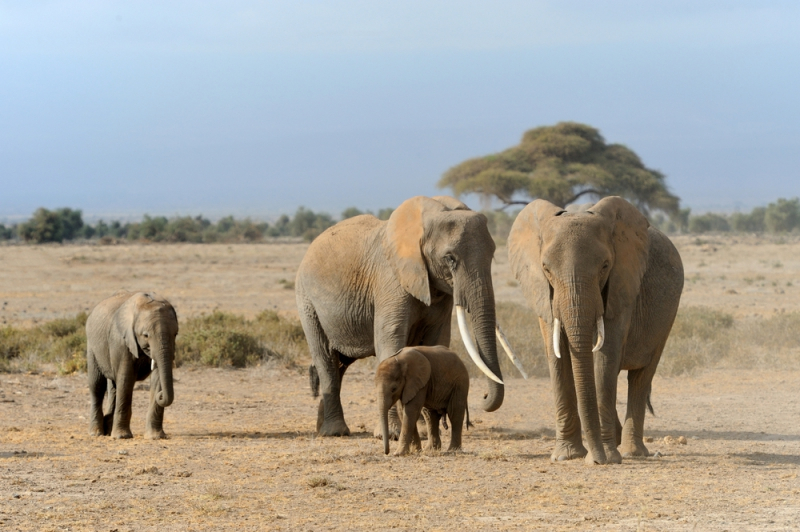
688;213;730;233
764;197;800;233
0;313;88;374
175;310;308;368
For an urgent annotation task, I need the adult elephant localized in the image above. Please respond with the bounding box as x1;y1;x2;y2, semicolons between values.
296;195;512;437
508;196;683;465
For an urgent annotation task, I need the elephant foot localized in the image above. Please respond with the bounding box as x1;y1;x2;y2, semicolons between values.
604;444;622;464
145;429;168;440
111;429;133;440
318;419;350;437
89;425;105;437
373;420;401;441
584;447;609;466
620;440;650;458
103;414;114;435
550;439;587;462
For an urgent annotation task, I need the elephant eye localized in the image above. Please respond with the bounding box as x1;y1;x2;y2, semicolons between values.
444;254;457;269
601;261;610;271
142;332;149;338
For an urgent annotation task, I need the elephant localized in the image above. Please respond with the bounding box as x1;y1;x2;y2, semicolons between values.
507;196;683;465
375;346;469;455
86;291;178;439
296;195;517;437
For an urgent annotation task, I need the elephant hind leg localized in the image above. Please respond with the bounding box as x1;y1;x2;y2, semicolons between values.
87;355;107;436
620;350;663;457
299;302;350;437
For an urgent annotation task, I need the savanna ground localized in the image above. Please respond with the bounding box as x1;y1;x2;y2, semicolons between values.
1;236;799;531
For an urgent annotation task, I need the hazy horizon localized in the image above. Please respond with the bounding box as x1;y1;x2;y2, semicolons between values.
2;2;799;221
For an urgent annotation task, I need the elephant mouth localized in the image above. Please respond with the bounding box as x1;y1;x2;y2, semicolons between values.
552;316;605;358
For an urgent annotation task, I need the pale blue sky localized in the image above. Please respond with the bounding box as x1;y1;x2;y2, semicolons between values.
1;1;799;220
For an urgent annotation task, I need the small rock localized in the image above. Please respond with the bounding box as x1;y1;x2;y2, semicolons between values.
644;437;653;443
663;435;676;445
677;436;687;445
12;493;20;499
118;450;128;455
651;451;663;459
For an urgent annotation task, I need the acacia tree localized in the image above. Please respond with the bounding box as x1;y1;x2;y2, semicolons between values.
438;122;680;215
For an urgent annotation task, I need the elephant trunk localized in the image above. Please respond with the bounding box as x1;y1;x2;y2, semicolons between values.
152;333;175;408
379;392;392;455
457;274;504;412
558;279;605;463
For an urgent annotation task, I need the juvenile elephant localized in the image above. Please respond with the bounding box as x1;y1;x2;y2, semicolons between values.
86;291;178;439
296;195;513;437
508;197;683;465
376;346;469;455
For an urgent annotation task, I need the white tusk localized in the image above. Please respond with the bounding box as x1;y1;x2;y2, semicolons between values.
151;359;156;371
456;305;504;384
592;316;605;353
495;325;528;379
553;318;562;359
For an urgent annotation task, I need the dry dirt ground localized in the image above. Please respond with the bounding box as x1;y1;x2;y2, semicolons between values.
1;236;800;531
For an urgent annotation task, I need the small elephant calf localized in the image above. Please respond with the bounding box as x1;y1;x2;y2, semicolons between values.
86;291;178;439
375;346;469;455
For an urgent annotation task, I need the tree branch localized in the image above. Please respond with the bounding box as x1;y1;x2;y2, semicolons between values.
564;189;604;206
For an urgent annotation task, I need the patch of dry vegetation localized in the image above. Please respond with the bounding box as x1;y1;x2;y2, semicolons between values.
0;310;309;374
450;302;800;379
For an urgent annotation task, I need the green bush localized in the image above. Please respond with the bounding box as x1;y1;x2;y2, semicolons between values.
0;313;88;374
175;310;308;368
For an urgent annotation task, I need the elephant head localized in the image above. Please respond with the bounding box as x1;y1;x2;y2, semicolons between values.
384;195;505;411
116;292;179;407
375;349;431;454
508;196;649;459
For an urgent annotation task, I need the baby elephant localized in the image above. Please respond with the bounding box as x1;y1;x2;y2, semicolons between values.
86;291;178;439
375;346;469;455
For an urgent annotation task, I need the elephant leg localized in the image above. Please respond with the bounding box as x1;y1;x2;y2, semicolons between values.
395;395;425;456
87;354;107;436
103;379;116;436
316;352;355;435
594;350;622;464
447;408;465;452
301;305;350;437
145;370;167;440
424;409;442;451
542;321;587;462
111;370;135;439
373;314;411;440
620;353;662;457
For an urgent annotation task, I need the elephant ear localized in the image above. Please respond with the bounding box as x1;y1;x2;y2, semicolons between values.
401;350;431;405
589;196;650;321
115;295;141;359
508;199;564;324
385;196;444;306
430;196;470;211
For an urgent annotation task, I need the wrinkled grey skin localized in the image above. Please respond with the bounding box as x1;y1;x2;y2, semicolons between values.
375;346;470;455
508;197;683;465
297;195;503;437
86;291;178;440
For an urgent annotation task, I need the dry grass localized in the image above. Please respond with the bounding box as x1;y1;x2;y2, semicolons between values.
0;310;309;374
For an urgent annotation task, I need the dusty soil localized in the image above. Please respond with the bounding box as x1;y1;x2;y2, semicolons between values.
1;236;800;530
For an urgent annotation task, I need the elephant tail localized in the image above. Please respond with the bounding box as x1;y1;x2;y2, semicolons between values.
647;391;655;416
466;404;473;430
309;365;320;398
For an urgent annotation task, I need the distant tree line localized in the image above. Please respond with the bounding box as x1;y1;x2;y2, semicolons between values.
1;205;394;244
651;198;800;235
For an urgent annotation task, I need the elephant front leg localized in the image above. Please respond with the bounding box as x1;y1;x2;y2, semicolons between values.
145;370;167;440
111;372;135;439
423;410;442;451
395;397;425;456
542;321;587;462
594;350;622;464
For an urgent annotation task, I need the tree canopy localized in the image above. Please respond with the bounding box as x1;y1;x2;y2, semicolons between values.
438;122;680;215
